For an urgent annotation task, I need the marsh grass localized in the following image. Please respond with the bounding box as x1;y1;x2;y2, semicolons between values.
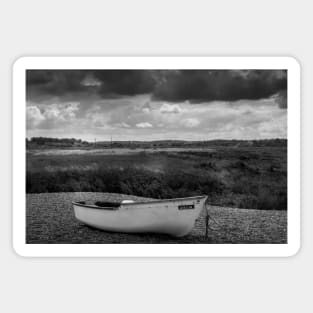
26;146;287;210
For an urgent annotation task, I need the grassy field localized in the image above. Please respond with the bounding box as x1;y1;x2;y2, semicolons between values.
26;192;287;244
26;145;287;210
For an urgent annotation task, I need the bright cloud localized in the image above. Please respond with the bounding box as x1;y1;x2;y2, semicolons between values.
160;103;182;114
142;108;150;113
27;102;79;129
136;122;153;128
26;106;45;129
26;94;287;141
113;122;131;128
181;118;200;128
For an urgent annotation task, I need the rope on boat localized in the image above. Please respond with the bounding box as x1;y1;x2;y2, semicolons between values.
204;200;236;238
204;202;220;237
204;201;246;241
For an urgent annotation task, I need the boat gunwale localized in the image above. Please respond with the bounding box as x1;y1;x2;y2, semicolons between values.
72;195;207;210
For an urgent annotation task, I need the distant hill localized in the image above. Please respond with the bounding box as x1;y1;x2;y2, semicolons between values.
26;137;287;149
26;137;90;149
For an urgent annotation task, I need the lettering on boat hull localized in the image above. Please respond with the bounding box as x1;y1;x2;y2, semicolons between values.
178;204;195;210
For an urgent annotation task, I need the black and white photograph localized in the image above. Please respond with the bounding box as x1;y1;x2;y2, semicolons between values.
20;59;294;249
11;57;300;257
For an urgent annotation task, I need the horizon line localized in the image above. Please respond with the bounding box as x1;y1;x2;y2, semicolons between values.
26;136;288;143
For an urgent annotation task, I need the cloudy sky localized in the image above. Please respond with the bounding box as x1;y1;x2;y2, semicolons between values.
26;70;287;141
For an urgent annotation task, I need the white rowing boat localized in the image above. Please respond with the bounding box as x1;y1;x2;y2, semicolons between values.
72;195;207;237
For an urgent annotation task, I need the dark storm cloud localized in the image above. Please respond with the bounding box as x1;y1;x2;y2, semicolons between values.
93;70;156;96
275;90;287;109
152;70;287;105
26;70;88;96
26;69;287;108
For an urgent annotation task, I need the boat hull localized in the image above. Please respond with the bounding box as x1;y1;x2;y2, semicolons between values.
73;195;207;237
